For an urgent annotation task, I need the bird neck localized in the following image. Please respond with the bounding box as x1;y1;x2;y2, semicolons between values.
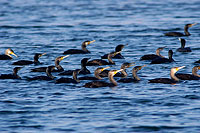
192;67;200;77
13;69;19;78
73;71;80;83
181;41;185;48
108;73;117;86
121;69;128;77
168;53;173;61
82;45;89;52
55;60;64;71
46;70;54;79
156;49;163;57
94;70;102;80
132;70;140;81
80;65;90;74
108;55;115;64
170;69;179;81
34;55;39;63
184;26;190;36
81;63;87;69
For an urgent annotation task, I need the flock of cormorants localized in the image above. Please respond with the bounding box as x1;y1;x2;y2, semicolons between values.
0;23;199;87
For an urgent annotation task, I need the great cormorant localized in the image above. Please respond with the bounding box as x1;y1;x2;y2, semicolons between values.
118;65;146;83
140;46;166;61
0;67;22;79
176;38;191;52
164;23;197;37
0;48;18;60
86;51;120;66
63;40;95;54
12;53;46;65
175;66;200;80
83;69;123;88
101;44;127;59
150;50;174;64
149;66;185;84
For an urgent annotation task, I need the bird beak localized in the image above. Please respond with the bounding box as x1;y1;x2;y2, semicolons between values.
39;53;46;57
178;38;182;41
88;40;95;45
176;66;185;71
41;53;46;56
62;55;70;60
18;67;23;70
114;69;123;75
141;65;147;68
139;65;146;70
101;66;110;71
11;51;18;57
191;23;197;26
129;62;135;67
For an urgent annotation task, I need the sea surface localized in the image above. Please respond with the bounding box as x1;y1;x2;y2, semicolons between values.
0;0;200;132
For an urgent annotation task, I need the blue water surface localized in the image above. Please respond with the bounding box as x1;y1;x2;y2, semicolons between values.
0;0;200;132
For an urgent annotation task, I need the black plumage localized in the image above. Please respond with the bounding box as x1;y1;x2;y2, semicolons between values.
99;62;134;77
0;67;22;79
140;47;166;61
27;66;55;81
149;66;185;84
118;65;145;83
12;53;46;65
101;44;127;59
79;66;110;80
176;38;191;52
150;50;174;64
86;51;119;66
83;69;122;88
175;66;200;80
56;69;80;84
58;58;90;75
31;55;69;72
63;40;95;54
164;23;197;37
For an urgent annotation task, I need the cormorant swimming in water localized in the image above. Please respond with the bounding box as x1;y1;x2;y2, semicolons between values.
56;69;80;84
83;69;123;88
63;40;95;54
150;50;174;64
31;55;69;72
118;65;146;83
101;44;127;59
140;46;166;61
27;66;55;80
175;66;200;80
0;48;18;60
78;66;110;80
176;38;191;52
99;62;135;77
86;51;120;66
148;66;185;84
58;58;90;75
164;23;197;37
12;53;46;65
0;67;23;79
